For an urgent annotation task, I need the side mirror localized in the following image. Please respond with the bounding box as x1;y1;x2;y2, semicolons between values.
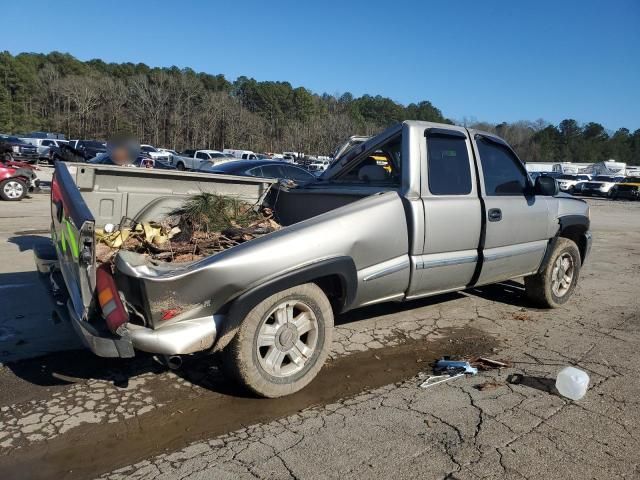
534;175;559;196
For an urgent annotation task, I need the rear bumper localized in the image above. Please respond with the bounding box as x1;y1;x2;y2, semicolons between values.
34;240;219;358
35;241;135;358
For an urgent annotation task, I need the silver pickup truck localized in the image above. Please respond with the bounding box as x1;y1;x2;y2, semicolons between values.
36;121;591;398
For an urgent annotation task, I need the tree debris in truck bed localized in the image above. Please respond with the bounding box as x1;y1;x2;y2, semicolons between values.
95;193;280;264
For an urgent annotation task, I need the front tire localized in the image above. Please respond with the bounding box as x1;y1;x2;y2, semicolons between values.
0;179;27;201
525;238;581;308
176;162;185;171
222;283;333;398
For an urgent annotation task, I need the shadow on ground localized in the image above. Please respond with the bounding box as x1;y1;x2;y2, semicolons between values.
466;279;530;308
7;233;51;252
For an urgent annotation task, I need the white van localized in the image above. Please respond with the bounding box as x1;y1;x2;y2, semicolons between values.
223;149;258;160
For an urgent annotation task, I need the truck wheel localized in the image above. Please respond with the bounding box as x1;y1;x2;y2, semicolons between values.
524;238;581;308
176;162;185;171
222;283;333;398
0;179;27;201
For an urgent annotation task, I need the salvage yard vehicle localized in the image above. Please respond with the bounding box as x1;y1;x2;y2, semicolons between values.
223;149;258;160
608;176;640;200
556;174;591;194
174;149;234;170
140;144;172;163
36;121;592;398
67;140;107;160
0;162;39;200
578;175;624;197
198;159;317;182
0;135;39;163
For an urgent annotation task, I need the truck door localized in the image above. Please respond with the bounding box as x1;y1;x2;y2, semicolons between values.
472;134;550;286
407;128;482;298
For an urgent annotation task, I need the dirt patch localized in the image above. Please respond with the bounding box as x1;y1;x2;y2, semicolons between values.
0;326;498;480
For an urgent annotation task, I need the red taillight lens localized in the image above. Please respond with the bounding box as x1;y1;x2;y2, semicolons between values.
51;176;62;203
96;264;129;333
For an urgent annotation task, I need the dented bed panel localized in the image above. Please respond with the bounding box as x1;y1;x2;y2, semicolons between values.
116;191;410;326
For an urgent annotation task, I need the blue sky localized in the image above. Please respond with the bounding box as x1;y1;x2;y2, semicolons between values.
3;0;639;131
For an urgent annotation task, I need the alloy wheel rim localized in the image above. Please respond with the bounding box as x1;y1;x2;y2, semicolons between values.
3;181;24;199
256;300;319;378
551;252;574;297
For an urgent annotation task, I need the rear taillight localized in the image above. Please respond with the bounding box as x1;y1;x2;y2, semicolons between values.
96;264;129;333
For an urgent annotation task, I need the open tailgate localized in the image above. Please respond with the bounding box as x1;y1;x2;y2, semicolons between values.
51;162;96;322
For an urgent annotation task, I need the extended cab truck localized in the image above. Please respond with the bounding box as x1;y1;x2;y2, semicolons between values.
37;121;592;398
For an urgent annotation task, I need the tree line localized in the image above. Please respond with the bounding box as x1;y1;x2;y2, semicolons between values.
1;51;638;163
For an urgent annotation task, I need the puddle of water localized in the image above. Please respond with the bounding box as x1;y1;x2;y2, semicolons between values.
0;326;497;480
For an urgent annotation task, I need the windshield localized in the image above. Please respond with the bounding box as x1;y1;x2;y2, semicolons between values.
593;176;613;181
558;175;576;180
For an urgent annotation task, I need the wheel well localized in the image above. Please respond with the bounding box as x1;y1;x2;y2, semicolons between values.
313;274;347;313
559;226;587;263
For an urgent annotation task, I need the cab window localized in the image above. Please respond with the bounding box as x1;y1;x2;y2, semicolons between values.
427;135;472;195
332;134;402;186
477;138;528;196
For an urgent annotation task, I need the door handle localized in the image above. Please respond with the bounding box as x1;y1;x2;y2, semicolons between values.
488;208;502;222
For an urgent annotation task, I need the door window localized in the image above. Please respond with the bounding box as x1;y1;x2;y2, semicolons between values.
261;165;284;178
427;135;472;195
282;165;315;181
196;152;208;160
477;138;528;195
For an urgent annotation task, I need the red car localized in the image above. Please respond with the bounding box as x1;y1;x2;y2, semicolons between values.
0;162;40;200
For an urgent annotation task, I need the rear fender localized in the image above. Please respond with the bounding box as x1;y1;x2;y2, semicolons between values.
213;256;357;353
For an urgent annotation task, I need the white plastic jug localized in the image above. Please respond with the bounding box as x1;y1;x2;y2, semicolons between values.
556;366;590;400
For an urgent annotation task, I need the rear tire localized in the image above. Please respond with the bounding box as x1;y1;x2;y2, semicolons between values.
0;179;27;201
222;283;333;398
525;238;581;308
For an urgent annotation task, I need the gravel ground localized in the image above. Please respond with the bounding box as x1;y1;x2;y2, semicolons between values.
0;194;638;479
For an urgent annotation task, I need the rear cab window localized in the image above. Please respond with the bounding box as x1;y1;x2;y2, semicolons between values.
426;132;472;195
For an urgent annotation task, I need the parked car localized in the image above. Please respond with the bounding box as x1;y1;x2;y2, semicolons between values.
140;144;172;163
576;176;625;197
39;121;591;398
67;140;107;160
608;176;640;200
175;150;234;170
0;161;39;200
223;149;259;160
556;174;591;194
197;159;317;182
0;135;39;163
307;159;331;173
39;138;69;162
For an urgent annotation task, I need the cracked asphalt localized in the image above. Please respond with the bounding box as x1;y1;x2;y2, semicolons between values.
0;194;638;479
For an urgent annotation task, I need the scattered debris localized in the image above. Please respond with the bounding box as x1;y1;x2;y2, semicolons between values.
475;380;503;391
95;193;281;264
420;373;464;389
419;357;478;389
434;358;478;375
556;366;590;400
471;357;512;370
511;311;531;321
